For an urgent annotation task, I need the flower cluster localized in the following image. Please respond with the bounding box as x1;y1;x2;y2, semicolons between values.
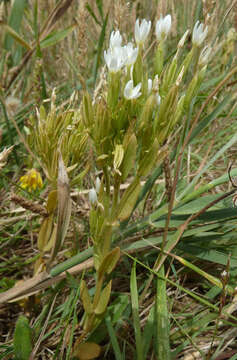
19;169;43;192
104;30;138;73
103;16;210;102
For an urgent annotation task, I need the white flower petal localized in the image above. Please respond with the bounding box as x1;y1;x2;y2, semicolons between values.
192;21;208;46
110;30;122;49
155;14;172;41
148;78;153;94
135;18;151;45
124;80;142;100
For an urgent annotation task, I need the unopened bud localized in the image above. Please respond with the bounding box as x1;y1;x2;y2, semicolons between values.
89;188;98;205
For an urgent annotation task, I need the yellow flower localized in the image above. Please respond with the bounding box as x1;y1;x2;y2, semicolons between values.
19;169;43;192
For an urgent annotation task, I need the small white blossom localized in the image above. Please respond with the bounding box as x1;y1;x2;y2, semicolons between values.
221;270;228;278
104;46;127;73
95;177;101;193
124;80;142;100
124;42;138;66
155;14;172;41
135;18;151;45
148;78;153;94
199;45;211;66
109;30;122;49
89;188;97;205
192;21;208;46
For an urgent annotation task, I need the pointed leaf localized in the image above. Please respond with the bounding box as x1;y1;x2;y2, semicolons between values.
94;280;112;314
13;315;32;360
98;247;120;279
80;280;93;314
117;177;141;221
46;190;58;213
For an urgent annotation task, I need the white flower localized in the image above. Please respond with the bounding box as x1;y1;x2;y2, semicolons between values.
109;30;122;49
199;45;211;66
95;177;101;193
124;80;142;100
124;42;138;66
135;18;151;45
221;270;228;278
104;46;127;73
192;21;208;46
148;78;153;94
89;188;97;205
155;14;172;41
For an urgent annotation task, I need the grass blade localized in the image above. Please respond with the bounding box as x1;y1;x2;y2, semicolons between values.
130;261;143;360
156;265;171;360
105;315;123;360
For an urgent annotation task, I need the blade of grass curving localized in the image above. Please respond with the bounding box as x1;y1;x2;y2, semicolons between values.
189;94;233;144
116;167;237;243
170;251;234;294
95;0;104;21
105;315;123;360
171;315;205;358
86;3;102;25
124;252;237;322
156;265;171;360
66;306;78;360
92;13;108;83
130;262;143;360
178;131;237;202
177;243;237;270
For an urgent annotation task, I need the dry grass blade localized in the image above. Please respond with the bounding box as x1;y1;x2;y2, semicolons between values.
0;258;93;304
49;154;72;265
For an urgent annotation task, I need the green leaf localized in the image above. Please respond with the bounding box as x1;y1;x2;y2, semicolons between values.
189;94;232;143
117;177;141;221
13;315;32;360
80;280;93;314
40;24;76;49
138;138;159;177
97;247;120;279
105;315;123;360
94;280;112;315
156;265;171;360
143;304;155;358
121;133;137;182
92;13;108;82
